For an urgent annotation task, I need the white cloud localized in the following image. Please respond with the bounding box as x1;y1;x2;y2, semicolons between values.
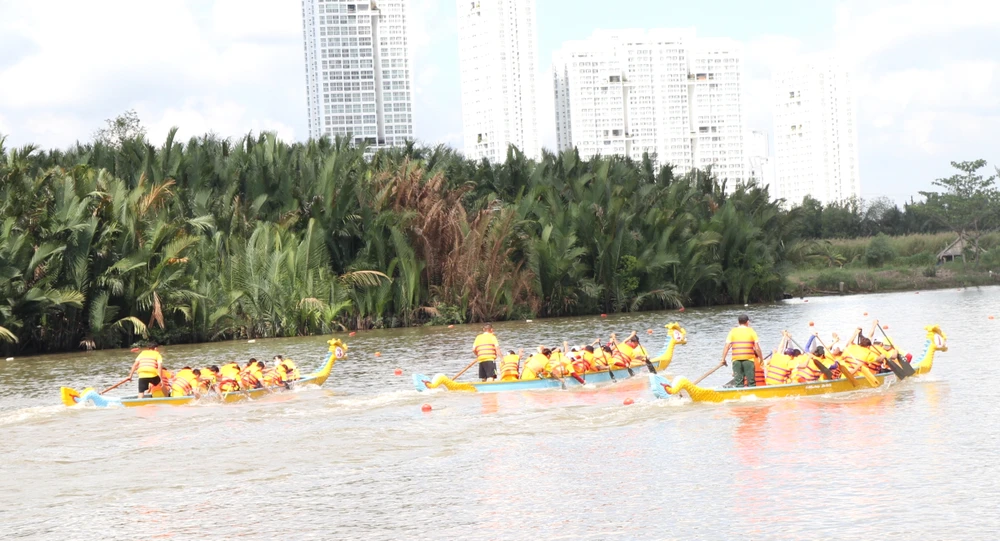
211;0;301;42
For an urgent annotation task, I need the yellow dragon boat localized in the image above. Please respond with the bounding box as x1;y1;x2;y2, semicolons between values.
649;325;947;403
415;323;687;393
59;338;347;408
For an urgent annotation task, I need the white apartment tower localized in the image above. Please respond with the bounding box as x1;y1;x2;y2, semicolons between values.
302;0;413;148
457;0;540;161
553;30;747;183
772;59;860;206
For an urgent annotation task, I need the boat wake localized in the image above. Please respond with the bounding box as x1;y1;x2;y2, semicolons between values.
0;405;68;427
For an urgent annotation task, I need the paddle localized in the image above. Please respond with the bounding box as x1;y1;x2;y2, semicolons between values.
694;360;726;385
564;341;586;385
843;353;882;386
834;360;857;387
809;334;846;381
873;320;916;377
594;340;617;382
453;359;478;380
608;333;636;377
788;335;835;380
101;377;131;395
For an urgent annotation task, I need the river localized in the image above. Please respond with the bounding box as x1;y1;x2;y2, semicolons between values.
1;287;998;540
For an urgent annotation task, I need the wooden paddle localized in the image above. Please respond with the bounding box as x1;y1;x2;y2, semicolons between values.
101;377;131;395
788;335;836;381
811;334;852;384
873;320;916;377
844;352;885;386
608;333;635;377
595;340;618;382
453;359;478;380
694;360;726;385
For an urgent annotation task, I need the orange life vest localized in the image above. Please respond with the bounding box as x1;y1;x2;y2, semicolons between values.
170;376;194;397
765;357;795;385
795;356;824;382
473;333;499;363
753;358;766;386
610;350;629;369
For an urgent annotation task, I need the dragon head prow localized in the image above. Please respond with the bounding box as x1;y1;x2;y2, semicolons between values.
664;322;688;345
925;325;947;352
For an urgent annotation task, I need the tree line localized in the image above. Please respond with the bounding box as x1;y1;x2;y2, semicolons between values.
0;124;995;354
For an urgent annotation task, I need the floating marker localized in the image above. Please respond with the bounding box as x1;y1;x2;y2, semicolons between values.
623;398;634;406
5;357;13;361
526;319;533;323
864;312;868;316
989;316;995;320
247;339;256;344
803;299;809;303
421;404;432;412
678;307;685;312
809;321;815;327
601;313;607;318
883;325;889;330
744;304;749;307
130;348;140;353
349;331;356;337
394;368;403;376
374;352;381;357
448;325;455;329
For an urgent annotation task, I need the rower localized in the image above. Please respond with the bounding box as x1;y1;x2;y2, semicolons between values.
472;323;501;382
794;347;826;383
520;348;551;381
622;334;650;367
573;346;596;374
199;365;219;392
593;344;614;370
126;342;165;398
240;359;264;389
765;347;799;385
170;367;201;397
498;350;522;382
722;315;762;388
218;361;242;392
276;356;300;381
845;334;885;374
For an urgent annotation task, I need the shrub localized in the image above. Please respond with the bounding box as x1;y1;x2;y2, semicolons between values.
865;234;896;267
922;266;937;277
815;268;854;291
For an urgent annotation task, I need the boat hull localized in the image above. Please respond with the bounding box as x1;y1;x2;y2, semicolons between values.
413;365;648;393
649;324;946;403
60;338;346;408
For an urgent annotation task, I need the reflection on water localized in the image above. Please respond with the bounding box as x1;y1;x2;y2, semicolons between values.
1;286;999;539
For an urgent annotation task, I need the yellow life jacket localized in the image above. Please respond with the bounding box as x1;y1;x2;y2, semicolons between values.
198;370;217;391
521;354;549;381
134;350;162;378
170;369;198;397
279;360;300;381
727;326;759;361
765;354;796;385
499;354;520;381
472;333;500;363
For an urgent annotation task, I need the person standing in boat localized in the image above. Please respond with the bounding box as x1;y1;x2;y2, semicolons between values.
472;323;501;382
722;315;762;387
126;342;165;398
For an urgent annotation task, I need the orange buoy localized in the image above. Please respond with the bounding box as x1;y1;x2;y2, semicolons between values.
679;307;685;312
448;324;454;328
988;315;995;320
374;352;381;357
601;313;607;318
130;347;140;353
803;299;809;302
393;368;403;376
647;329;653;334
883;325;889;330
623;398;634;406
863;312;868;316
421;404;432;412
809;321;814;327
349;331;356;337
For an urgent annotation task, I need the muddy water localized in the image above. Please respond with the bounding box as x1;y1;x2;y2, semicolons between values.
1;287;997;540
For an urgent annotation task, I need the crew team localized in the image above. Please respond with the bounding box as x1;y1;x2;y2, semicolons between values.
722;315;913;387
126;342;301;398
472;323;653;383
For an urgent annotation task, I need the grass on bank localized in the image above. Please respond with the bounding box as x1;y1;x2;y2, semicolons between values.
788;232;1000;295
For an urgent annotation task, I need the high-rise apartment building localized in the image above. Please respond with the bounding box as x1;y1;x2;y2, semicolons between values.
552;30;747;183
302;0;413;148
747;130;774;187
457;0;540;161
772;59;860;206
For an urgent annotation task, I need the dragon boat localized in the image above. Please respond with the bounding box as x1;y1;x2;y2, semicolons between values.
648;325;947;403
414;323;687;393
59;338;347;408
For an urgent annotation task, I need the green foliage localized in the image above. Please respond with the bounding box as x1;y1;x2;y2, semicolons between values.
865;234;896;267
814;269;854;291
923;266;938;278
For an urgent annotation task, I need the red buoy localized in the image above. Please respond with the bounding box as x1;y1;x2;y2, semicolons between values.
623;398;634;406
646;329;653;334
374;352;381;357
421;404;432;412
883;325;889;330
601;313;607;318
394;368;403;376
809;321;814;327
130;347;140;353
349;331;356;337
678;307;685;312
448;324;455;328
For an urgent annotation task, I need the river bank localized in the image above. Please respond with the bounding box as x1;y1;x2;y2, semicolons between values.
787;264;1000;296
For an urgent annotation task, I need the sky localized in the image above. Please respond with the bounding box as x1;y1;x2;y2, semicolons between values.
0;0;998;203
